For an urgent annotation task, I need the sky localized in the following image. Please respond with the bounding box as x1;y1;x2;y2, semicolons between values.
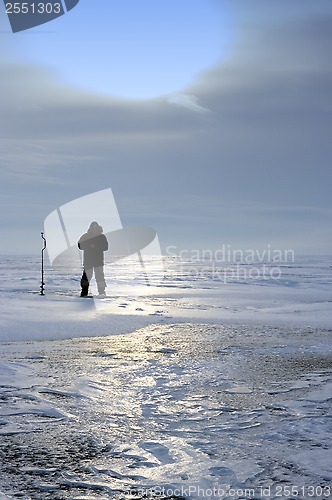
1;0;332;256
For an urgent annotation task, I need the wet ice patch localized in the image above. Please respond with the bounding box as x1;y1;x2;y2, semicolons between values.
209;459;264;487
224;384;253;394
305;381;332;402
139;441;175;465
292;449;332;481
0;360;35;389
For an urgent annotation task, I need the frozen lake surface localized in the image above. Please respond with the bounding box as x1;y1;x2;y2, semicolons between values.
0;256;331;498
1;255;332;342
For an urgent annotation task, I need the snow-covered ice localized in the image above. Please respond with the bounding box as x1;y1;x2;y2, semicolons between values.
0;255;331;498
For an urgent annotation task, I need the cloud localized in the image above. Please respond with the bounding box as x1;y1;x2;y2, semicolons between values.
0;62;213;141
167;93;211;113
1;7;332;253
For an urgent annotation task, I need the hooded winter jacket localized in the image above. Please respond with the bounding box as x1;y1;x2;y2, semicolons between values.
78;222;108;268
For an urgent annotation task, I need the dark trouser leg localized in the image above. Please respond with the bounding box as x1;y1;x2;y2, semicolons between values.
80;268;92;296
94;266;106;295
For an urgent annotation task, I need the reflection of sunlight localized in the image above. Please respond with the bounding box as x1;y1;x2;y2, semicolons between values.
131;376;156;388
2;323;331;495
105;255;164;285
